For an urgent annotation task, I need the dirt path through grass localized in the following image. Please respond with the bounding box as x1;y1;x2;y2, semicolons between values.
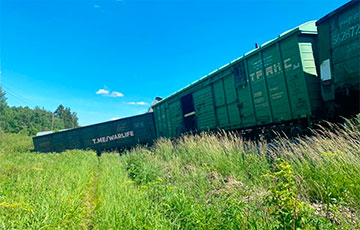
82;157;100;230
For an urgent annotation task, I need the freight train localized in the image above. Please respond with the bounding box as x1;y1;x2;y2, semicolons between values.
33;0;360;153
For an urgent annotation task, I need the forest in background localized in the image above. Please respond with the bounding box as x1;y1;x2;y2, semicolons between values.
0;87;79;135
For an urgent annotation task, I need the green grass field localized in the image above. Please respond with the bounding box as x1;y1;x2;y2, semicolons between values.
0;120;359;229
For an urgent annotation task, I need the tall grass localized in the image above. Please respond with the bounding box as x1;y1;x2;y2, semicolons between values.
0;131;33;153
91;153;170;229
116;119;360;229
0;148;98;229
0;119;359;229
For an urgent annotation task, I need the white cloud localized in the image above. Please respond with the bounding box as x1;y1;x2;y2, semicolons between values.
96;89;109;95
136;102;148;105
128;101;148;105
110;117;120;121
96;89;124;98
110;91;124;97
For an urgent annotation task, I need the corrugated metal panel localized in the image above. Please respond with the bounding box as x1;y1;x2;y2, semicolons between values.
262;42;292;122
216;106;229;127
223;74;241;125
227;103;241;125
247;53;272;125
235;61;257;128
193;85;216;130
154;106;162;137
213;78;231;128
165;105;172;137
213;79;226;107
160;104;167;136
168;100;182;137
153;106;161;137
223;73;237;104
280;35;312;119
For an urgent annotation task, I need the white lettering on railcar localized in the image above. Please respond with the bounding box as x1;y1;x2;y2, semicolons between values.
250;73;255;81
332;23;360;45
265;62;282;77
273;63;281;73
284;58;292;69
256;70;263;79
266;66;273;76
339;12;360;28
332;11;360;46
293;62;300;70
91;130;135;144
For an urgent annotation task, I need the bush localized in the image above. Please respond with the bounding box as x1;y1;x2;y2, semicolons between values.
0;131;33;153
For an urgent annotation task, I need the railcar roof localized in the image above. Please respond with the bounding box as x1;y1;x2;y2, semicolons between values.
33;112;152;139
317;0;358;24
154;21;317;107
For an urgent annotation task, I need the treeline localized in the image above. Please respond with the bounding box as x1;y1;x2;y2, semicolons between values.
0;87;79;135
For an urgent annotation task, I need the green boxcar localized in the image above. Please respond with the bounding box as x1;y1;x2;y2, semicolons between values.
316;0;360;115
153;21;322;137
33;113;157;153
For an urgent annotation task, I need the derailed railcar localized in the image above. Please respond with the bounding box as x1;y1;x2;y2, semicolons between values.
316;0;360;116
153;21;322;138
33;113;156;153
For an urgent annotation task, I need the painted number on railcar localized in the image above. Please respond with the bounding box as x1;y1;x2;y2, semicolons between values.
333;23;360;45
332;11;360;46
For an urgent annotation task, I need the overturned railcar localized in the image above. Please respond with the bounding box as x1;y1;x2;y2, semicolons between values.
33;113;156;153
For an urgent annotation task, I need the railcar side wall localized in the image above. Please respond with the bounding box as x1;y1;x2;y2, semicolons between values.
33;113;157;153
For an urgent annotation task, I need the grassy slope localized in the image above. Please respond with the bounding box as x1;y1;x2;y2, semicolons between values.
0;120;359;229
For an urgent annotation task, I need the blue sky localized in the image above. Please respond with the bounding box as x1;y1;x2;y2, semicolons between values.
0;0;348;126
